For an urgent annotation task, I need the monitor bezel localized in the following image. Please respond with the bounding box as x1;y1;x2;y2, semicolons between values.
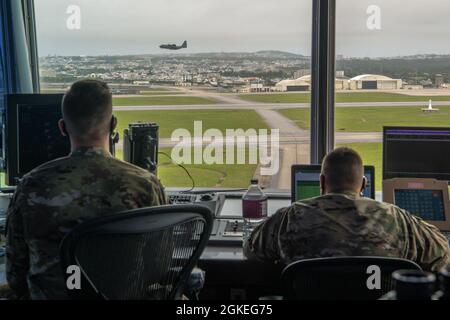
291;164;376;202
5;94;67;186
383;178;450;231
383;126;450;181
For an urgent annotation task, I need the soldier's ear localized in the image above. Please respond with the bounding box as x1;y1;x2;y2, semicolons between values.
59;119;69;137
361;176;367;194
320;174;326;195
110;116;118;135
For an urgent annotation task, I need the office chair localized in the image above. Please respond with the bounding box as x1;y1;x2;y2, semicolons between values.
282;256;422;300
60;205;213;300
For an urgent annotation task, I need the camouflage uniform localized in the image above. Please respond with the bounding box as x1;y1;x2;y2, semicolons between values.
244;192;450;272
6;147;168;300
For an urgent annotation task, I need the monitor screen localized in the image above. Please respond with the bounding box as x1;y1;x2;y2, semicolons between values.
5;94;70;186
18;104;70;175
394;189;446;221
291;165;375;202
383;127;450;181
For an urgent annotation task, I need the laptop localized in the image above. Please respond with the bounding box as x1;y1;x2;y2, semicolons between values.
291;165;376;203
383;178;450;232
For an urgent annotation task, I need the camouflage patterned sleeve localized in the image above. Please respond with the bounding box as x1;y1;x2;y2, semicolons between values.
5;184;30;299
149;175;169;205
243;207;289;263
395;207;450;272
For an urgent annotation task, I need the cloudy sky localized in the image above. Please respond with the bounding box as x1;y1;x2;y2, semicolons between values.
35;0;450;57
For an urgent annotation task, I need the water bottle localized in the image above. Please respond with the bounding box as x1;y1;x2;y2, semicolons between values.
242;179;268;243
381;270;436;300
432;266;450;300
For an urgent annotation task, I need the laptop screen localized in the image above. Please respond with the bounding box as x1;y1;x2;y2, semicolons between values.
394;189;446;221
292;165;375;202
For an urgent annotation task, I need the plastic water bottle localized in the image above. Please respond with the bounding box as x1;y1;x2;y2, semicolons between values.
242;179;268;243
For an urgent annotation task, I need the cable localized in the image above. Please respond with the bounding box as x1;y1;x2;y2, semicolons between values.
158;152;195;193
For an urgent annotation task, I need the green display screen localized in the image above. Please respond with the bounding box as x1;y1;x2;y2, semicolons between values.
296;180;321;201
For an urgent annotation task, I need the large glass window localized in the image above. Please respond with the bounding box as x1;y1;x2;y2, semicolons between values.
333;0;450;192
34;0;312;190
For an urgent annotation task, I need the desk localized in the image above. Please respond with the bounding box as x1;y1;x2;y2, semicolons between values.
199;247;284;300
195;194;289;300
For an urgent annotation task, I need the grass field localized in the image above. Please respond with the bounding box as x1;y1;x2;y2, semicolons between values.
240;92;450;104
280;106;450;132
338;143;382;191
114;109;269;138
112;96;216;106
157;148;257;188
114;147;257;188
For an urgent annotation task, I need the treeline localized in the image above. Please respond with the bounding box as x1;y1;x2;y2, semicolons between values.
337;57;450;80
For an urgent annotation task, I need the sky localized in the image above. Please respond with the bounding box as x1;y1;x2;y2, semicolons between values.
35;0;450;57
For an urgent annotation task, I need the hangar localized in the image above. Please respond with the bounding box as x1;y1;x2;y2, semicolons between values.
348;74;403;90
275;75;351;91
274;78;311;92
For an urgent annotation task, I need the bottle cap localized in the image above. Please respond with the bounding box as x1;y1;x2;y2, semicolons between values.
251;179;259;185
393;270;436;300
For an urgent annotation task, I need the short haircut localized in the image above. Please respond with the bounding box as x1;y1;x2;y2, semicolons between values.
62;79;113;142
321;147;364;192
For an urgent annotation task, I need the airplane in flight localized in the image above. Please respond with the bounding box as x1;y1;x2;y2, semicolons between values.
160;41;187;50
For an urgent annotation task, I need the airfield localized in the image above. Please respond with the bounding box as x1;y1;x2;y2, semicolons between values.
109;88;450;191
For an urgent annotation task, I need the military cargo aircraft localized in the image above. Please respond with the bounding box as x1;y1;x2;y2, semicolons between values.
160;41;187;50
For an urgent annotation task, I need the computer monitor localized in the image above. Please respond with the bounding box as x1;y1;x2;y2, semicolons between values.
383;127;450;181
383;178;450;231
4;94;70;186
291;165;376;202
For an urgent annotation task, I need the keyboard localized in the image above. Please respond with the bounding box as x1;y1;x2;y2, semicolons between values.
168;193;197;204
167;191;226;217
209;218;244;247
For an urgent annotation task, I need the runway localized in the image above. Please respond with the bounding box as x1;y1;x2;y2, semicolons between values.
114;101;450;112
112;93;421;189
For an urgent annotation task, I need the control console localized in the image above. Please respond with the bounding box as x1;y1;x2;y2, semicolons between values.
167;191;226;217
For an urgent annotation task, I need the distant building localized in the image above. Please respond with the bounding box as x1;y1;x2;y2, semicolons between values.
275;74;349;91
40;69;57;78
336;70;345;78
133;81;150;85
274;74;403;92
348;74;402;90
293;69;310;79
435;74;445;88
241;83;272;93
274;77;310;92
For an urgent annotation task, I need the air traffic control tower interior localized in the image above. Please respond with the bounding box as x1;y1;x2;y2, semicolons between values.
1;0;450;303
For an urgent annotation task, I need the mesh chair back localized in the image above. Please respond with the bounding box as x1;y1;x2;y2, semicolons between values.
282;256;422;300
60;205;213;300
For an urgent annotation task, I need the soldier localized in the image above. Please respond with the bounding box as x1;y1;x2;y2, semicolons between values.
5;80;167;300
244;147;450;272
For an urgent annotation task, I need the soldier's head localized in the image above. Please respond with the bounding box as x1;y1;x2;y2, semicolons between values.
320;147;366;196
59;79;117;150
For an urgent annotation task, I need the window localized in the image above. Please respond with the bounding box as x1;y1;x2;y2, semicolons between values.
332;0;450;192
34;0;312;190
